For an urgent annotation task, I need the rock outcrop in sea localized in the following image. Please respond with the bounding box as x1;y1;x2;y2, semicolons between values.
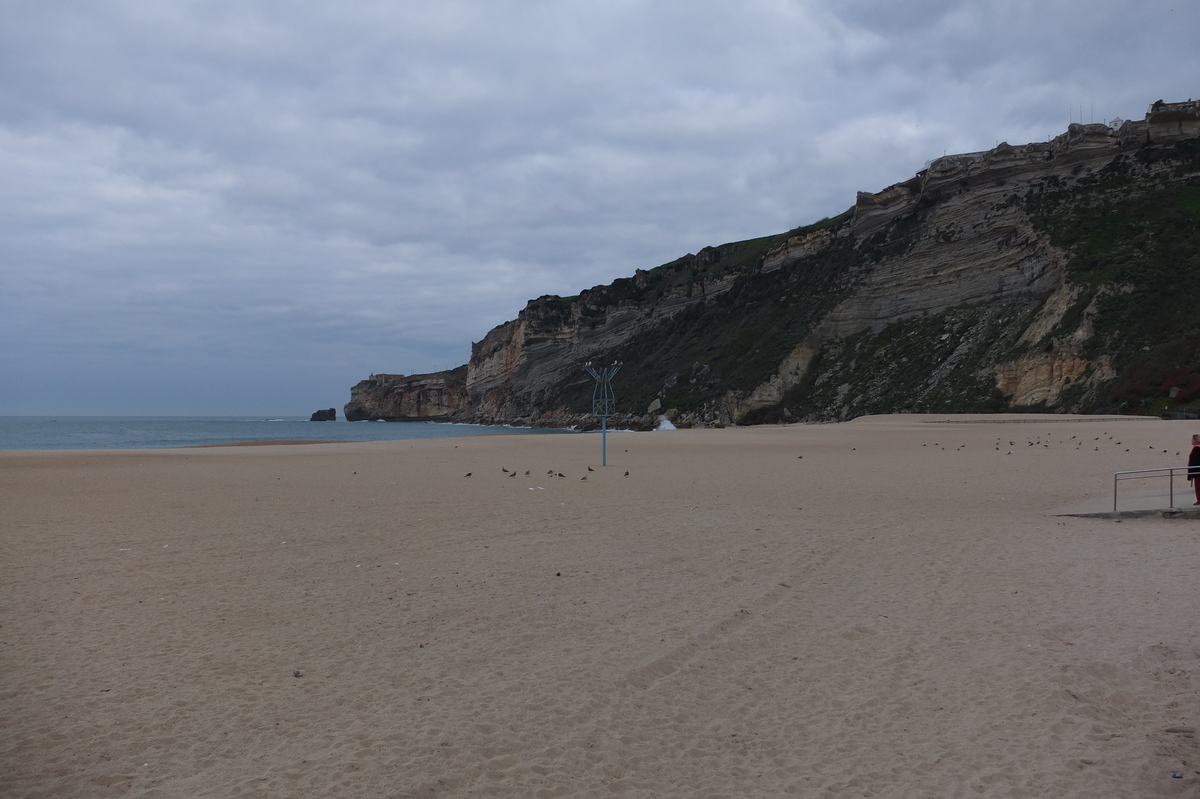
347;98;1200;427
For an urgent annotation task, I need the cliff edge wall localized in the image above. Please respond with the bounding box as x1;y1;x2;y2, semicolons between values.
348;98;1200;426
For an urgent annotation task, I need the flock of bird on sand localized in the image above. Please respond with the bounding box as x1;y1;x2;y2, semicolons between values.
454;428;1184;482
912;430;1180;457
463;465;630;480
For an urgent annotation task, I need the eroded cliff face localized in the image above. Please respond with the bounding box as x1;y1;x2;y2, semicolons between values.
465;265;740;425
344;368;469;421
722;123;1107;423
348;99;1200;425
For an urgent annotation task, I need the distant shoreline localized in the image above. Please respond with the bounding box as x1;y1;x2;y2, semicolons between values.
177;439;356;448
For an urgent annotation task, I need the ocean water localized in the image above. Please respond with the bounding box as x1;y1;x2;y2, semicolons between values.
0;416;571;451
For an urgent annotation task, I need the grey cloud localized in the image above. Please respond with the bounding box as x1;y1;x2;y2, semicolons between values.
2;0;1198;414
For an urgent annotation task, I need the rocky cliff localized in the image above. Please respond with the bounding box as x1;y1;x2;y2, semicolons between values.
344;367;469;421
348;98;1200;426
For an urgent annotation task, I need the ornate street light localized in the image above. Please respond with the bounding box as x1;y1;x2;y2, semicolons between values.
584;361;620;466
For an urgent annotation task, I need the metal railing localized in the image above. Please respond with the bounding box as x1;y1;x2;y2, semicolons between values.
1112;466;1197;512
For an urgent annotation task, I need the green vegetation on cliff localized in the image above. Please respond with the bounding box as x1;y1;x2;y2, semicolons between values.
789;137;1200;422
538;202;962;422
1022;138;1200;413
542;213;864;418
772;300;1035;422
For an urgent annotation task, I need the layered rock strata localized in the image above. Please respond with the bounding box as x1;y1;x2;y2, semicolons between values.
344;369;469;422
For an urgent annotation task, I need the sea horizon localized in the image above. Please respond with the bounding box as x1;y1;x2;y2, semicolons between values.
0;415;574;451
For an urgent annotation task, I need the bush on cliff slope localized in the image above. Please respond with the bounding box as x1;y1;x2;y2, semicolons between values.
1023;138;1200;413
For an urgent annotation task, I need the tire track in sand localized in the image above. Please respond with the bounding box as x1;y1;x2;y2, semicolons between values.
621;536;854;690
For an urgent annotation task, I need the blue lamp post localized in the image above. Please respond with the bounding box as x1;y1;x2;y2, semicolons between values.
584;361;620;466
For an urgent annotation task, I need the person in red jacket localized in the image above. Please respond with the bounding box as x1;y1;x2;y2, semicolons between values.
1188;434;1200;505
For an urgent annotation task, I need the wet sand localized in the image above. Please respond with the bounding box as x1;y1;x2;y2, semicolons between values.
2;414;1197;798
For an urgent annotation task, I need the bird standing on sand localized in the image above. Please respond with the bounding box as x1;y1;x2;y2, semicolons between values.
464;472;472;477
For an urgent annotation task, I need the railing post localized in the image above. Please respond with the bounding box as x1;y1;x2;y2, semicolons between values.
1112;467;1189;514
601;416;607;467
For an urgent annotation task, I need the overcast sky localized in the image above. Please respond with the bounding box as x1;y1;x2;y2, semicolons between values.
2;0;1197;415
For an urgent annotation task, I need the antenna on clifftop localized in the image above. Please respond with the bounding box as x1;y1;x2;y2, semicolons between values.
584;361;621;466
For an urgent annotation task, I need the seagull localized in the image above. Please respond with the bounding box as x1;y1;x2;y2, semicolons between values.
557;473;565;478
502;467;509;473
581;476;587;481
624;471;629;477
587;466;595;471
525;470;530;475
464;473;472;477
509;472;516;478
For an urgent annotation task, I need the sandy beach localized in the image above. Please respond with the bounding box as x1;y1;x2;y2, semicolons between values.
2;414;1198;798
